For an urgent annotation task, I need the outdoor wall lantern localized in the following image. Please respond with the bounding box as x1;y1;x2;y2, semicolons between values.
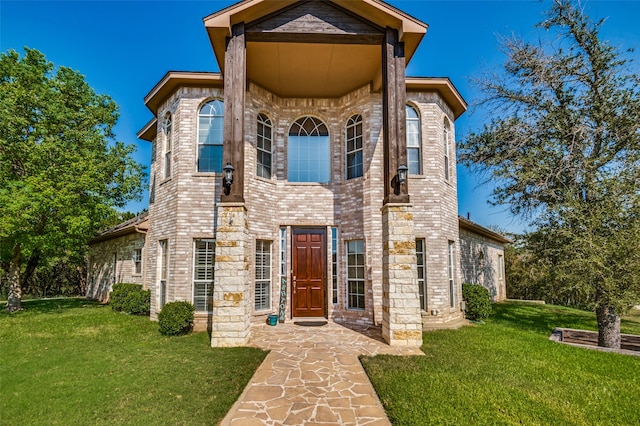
223;162;234;193
397;164;408;185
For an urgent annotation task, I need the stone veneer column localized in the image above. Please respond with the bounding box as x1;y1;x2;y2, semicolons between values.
211;202;251;347
382;204;423;347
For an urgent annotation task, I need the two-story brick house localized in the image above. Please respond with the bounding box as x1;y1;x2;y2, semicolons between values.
87;0;509;348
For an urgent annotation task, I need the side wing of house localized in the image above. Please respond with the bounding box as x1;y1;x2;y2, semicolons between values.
86;214;148;302
458;216;510;302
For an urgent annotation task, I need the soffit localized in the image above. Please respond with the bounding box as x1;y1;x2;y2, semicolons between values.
204;0;427;98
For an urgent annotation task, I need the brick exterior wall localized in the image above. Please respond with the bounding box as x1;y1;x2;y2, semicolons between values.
87;232;146;302
136;80;470;332
459;228;507;302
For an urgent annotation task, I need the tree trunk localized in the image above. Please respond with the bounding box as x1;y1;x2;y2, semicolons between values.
596;304;621;349
20;248;40;294
5;244;23;312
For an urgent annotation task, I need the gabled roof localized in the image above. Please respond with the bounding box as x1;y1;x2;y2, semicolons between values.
458;216;512;244
203;0;428;72
89;212;149;245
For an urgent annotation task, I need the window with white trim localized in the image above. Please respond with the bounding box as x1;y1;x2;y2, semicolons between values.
416;239;427;311
347;240;365;310
444;118;451;181
193;239;215;312
288;116;330;182
448;240;456;308
198;100;224;173
498;255;504;280
255;240;271;311
133;248;142;275
257;113;273;179
346;115;363;180
159;240;168;309
164;114;172;178
332;228;338;304
406;104;422;175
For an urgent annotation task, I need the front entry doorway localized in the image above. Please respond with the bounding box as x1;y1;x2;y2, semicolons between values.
292;228;326;318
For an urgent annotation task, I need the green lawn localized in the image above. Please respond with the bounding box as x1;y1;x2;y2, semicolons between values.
362;302;640;426
0;298;267;425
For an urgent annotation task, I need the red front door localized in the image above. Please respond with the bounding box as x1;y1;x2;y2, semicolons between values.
292;229;326;318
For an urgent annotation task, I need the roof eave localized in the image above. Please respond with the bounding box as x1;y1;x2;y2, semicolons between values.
406;77;468;119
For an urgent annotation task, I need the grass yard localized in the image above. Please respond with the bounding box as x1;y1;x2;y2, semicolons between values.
362;302;640;426
0;298;267;425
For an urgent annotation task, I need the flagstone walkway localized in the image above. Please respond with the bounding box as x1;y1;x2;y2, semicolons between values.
220;320;423;426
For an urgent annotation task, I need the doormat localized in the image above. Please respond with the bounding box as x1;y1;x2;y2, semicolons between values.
294;321;328;327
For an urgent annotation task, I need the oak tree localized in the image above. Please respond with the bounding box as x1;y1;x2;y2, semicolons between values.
460;1;640;347
0;48;145;312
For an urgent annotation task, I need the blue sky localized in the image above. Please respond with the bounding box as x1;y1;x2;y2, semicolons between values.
2;0;639;233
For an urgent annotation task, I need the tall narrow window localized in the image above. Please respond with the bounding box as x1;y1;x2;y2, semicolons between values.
255;240;271;311
416;239;427;311
448;241;456;308
257;113;273;179
332;228;338;304
346;115;363;179
133;248;142;275
498;255;504;280
159;240;168;309
198;100;224;172
406;104;422;175
444;118;451;181
288;116;330;182
193;239;215;312
347;240;365;310
164;115;172;178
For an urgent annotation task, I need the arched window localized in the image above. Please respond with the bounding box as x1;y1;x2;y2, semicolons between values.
257;113;272;179
164;114;172;178
406;105;422;175
345;115;363;180
288;116;330;183
444;118;451;181
198;100;224;173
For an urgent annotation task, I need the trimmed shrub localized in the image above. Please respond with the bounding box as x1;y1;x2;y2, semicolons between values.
109;283;150;315
122;289;151;315
158;301;195;336
462;283;492;321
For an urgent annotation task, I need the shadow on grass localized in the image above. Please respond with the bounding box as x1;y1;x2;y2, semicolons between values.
2;297;103;315
491;302;598;335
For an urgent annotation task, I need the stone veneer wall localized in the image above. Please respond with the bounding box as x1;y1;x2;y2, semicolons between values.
143;81;464;331
87;232;146;302
459;228;507;302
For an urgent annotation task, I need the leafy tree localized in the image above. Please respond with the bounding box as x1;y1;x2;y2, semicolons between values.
460;0;640;348
0;48;145;312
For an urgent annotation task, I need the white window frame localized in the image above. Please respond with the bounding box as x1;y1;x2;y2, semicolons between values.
287;116;330;183
444;118;451;181
345;115;363;180
416;239;427;311
132;248;142;275
498;254;504;280
255;240;272;311
448;240;456;308
197;99;224;173
406;104;422;175
193;239;215;312
257;113;273;179
346;239;365;310
159;240;168;309
332;228;338;305
164;114;172;179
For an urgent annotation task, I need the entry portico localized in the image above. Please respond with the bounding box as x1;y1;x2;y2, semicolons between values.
129;0;472;349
